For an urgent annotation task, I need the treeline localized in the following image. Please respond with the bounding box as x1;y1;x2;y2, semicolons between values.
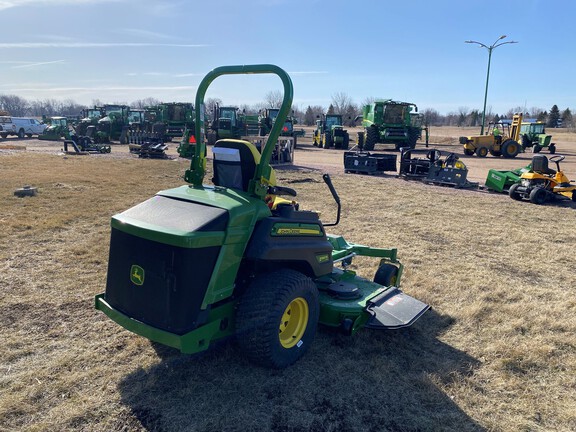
1;93;573;129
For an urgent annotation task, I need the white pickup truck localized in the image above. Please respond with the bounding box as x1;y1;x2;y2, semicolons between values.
0;116;47;138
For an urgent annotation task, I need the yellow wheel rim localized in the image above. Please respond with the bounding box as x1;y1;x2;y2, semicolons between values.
279;297;309;349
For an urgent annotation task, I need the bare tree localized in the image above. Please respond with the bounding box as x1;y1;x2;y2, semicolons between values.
360;97;377;108
264;90;283;108
59;99;87;117
304;105;324;126
0;94;30;116
331;92;353;115
457;106;469;127
422;108;441;126
204;97;222;119
130;97;161;108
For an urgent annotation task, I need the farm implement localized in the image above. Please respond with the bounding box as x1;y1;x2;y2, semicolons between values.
398;148;478;188
128;131;169;158
63;137;111;154
485;163;532;193
95;64;430;369
343;151;397;175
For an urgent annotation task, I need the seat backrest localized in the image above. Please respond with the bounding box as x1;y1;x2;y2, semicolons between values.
532;154;555;175
212;139;261;191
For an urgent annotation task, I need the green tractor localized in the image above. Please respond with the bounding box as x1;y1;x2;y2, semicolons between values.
97;104;130;142
258;108;280;136
38;117;73;141
520;121;556;154
259;108;300;148
313;114;350;149
157;102;195;138
76;107;104;136
205;105;248;145
95;65;429;369
359;100;428;151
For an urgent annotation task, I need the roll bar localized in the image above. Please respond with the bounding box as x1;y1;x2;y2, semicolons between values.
185;64;294;199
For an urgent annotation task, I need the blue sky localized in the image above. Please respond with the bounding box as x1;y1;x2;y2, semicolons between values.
0;0;574;114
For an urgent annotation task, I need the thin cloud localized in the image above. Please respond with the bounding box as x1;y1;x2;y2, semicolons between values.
115;28;177;41
125;72;203;78
12;60;65;69
7;85;197;92
0;0;123;11
173;73;204;78
0;42;208;48
288;71;329;75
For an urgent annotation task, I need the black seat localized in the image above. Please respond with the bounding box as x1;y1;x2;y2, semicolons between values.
532;155;556;176
212;139;262;192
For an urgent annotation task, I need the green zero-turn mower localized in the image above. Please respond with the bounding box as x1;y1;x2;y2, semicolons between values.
95;65;430;368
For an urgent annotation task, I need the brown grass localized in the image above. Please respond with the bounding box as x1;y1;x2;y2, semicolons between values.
1;130;575;431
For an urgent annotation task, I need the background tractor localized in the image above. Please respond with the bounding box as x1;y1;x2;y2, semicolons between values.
95;64;429;369
509;154;576;204
206;105;247;144
460;114;522;158
359;99;428;151
259;108;301;147
258;108;280;136
97;104;130;142
38;116;73;140
157;102;194;138
76;107;104;136
313;114;350;149
520;121;556;154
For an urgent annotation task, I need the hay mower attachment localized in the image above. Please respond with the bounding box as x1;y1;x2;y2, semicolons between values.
95;65;429;369
485;164;532;193
398;148;478;188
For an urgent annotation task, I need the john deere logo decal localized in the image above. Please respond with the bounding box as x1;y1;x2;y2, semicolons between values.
130;265;145;286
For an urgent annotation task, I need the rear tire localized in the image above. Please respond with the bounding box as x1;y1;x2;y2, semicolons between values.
323;132;332;149
529;187;547;205
364;126;378;151
508;183;523;201
236;269;319;369
407;128;419;149
342;133;349;150
502;139;520;158
533;144;542;153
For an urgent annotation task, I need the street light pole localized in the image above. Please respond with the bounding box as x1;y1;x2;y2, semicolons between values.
465;35;518;135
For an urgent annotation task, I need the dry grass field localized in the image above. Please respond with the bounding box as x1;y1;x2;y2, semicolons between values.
1;128;575;431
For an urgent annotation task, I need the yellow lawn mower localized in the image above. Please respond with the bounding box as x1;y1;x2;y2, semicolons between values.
509;155;576;205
